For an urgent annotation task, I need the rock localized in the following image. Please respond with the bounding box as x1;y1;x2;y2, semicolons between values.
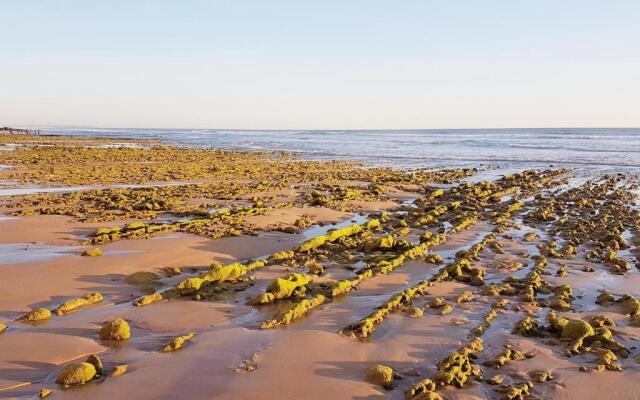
133;292;163;306
406;306;424;318
39;388;53;398
487;375;504;385
161;332;196;352
0;322;6;333
99;319;131;340
55;292;103;315
125;221;146;230
56;362;96;385
440;304;454;315
18;308;51;322
86;354;103;375
82;247;103;256
366;364;394;388
112;364;128;377
561;319;595;340
364;235;396;252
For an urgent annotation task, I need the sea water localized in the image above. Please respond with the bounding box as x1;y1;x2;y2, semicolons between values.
34;127;640;172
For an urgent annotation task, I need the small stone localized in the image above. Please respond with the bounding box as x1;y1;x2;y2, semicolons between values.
406;306;424;318
82;247;103;257
86;354;103;375
112;364;128;377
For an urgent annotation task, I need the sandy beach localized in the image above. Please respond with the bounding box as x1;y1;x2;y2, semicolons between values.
0;130;638;400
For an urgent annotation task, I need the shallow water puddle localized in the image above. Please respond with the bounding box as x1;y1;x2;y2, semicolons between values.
0;243;79;264
300;214;368;239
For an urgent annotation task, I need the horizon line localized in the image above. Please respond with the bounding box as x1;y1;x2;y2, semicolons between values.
11;124;640;132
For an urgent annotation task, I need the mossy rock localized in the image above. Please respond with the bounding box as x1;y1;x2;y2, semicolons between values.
366;364;394;388
56;362;96;385
0;322;6;334
55;292;103;315
134;292;163;306
19;308;51;322
561;319;595;340
161;332;195;352
86;354;103;375
112;364;128;377
100;319;131;340
82;247;103;256
125;221;146;230
126;271;162;293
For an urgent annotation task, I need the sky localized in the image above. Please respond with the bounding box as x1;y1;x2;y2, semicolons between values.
1;1;639;130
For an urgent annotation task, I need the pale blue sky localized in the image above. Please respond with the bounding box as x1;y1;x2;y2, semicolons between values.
2;1;639;129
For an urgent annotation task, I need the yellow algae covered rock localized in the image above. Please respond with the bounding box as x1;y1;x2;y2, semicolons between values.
134;292;164;306
434;352;474;387
0;322;6;334
501;381;533;400
82;247;103;256
18;308;51;322
199;262;246;283
39;388;53;398
56;362;96;386
260;294;327;329
547;310;569;332
55;292;103;315
95;226;120;236
262;273;310;300
297;221;376;252
512;317;544;337
365;219;381;230
249;274;311;305
405;378;442;400
125;221;146;231
112;364;128;377
100;319;131;340
176;277;206;295
161;332;196;352
423;253;444;264
365;364;394;388
406;306;424;318
561;319;595;340
364;235;395;252
86;354;103;375
267;250;294;263
126;271;162;293
330;278;360;297
456;291;475;304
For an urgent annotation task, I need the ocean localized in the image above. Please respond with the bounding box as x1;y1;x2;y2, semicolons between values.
36;127;640;172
